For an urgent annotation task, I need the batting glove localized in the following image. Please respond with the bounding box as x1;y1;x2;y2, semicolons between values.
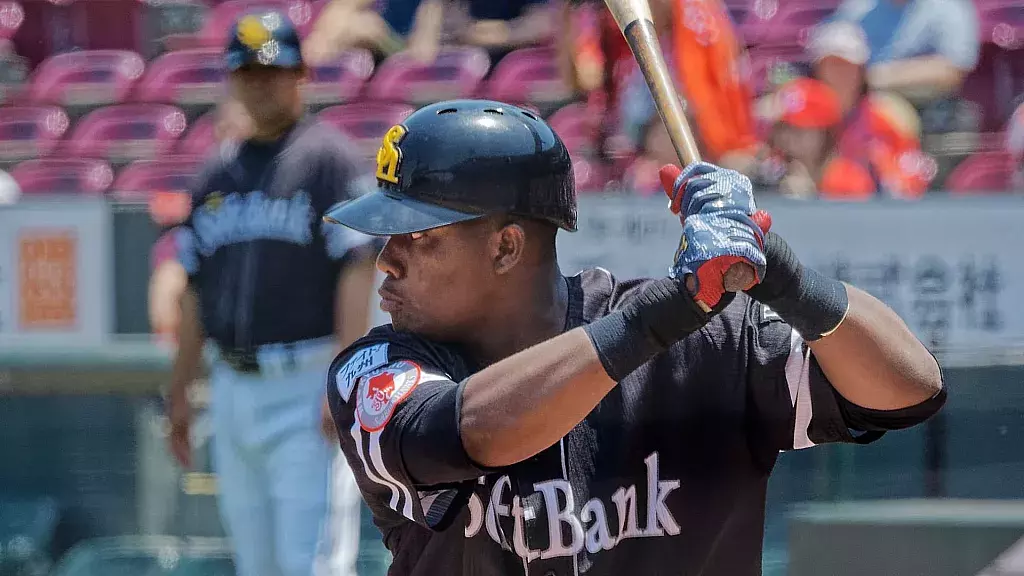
660;162;771;309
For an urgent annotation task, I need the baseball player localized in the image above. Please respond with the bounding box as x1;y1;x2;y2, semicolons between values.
323;99;947;576
166;11;378;576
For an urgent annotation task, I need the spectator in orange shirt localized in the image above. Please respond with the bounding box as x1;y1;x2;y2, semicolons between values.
806;21;936;196
562;0;760;173
766;77;931;199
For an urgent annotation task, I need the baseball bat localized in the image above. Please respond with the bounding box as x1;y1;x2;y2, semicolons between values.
603;0;756;309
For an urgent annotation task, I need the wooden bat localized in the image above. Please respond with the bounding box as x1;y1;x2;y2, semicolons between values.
603;0;756;310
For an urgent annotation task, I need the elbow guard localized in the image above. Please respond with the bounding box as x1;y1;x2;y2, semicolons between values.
836;385;947;432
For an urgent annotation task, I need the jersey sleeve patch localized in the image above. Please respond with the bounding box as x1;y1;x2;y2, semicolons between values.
356;360;422;432
335;343;390;402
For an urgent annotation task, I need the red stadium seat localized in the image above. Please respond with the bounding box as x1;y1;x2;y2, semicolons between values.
620;156;663;196
64;104;188;163
11;158;114;195
302;49;375;105
366;46;491;106
0;2;24;40
164;0;314;50
111;155;203;199
27;50;145;108
981;0;1024;50
483;47;572;107
572;156;610;193
317;102;415;159
178;110;218;156
945;151;1017;193
547;102;598;157
756;3;834;47
0;105;68;161
134;48;226;106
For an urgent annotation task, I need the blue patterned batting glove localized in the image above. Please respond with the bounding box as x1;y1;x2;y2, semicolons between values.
662;161;758;219
660;162;770;309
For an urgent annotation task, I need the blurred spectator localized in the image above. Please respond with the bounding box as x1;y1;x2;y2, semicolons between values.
1008;102;1024;191
456;0;555;63
766;78;845;198
828;0;980;105
592;0;760;172
303;0;446;65
805;20;935;194
621;116;681;195
763;77;932;199
0;167;20;204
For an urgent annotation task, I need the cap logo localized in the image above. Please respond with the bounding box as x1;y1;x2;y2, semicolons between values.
375;124;407;185
238;15;272;50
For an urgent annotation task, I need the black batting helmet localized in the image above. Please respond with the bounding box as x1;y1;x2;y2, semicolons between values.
323;99;577;235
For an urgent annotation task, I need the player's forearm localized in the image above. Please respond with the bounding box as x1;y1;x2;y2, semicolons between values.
460;278;712;467
807;285;942;410
746;233;943;412
170;287;204;394
459;328;615;467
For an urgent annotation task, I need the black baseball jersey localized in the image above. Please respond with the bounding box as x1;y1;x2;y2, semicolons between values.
325;268;895;576
174;117;377;349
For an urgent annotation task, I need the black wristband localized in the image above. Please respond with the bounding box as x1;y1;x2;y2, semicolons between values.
583;278;722;382
745;232;849;341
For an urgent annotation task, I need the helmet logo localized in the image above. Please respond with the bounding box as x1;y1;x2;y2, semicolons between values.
238;15;272;51
376;125;407;185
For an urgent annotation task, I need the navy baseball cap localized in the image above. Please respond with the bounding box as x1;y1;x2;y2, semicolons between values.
225;11;304;71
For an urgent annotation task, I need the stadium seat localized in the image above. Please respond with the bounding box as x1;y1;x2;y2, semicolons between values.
944;151;1016;193
63;104;188;163
177;110;219;156
134;49;226;107
547;102;598;157
756;3;834;46
111;156;203;199
572;156;610;193
620;156;663;196
318;102;415;158
0;105;69;161
164;0;314;50
366;46;491;106
0;1;23;41
981;0;1024;50
483;47;572;109
11;158;114;195
26;50;146;108
302;49;375;105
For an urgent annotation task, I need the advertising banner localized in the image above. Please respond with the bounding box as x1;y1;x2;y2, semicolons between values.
0;199;112;348
558;196;1024;359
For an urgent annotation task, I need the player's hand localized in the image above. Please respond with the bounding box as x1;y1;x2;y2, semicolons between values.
660;162;772;309
167;386;192;469
320;395;339;442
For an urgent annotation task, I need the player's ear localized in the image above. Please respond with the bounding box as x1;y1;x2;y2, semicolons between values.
491;221;526;275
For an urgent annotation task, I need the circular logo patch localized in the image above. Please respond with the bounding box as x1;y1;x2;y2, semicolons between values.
355;361;422;432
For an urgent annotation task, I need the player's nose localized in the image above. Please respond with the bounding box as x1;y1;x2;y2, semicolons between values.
376;237;403;278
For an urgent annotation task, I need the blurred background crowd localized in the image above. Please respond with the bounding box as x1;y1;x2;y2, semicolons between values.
1;0;1024;575
0;0;1022;208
